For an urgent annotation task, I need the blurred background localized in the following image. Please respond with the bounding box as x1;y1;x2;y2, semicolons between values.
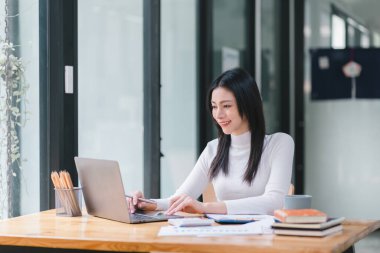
0;0;379;250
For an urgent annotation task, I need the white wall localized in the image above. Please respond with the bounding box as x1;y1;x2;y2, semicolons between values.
304;0;380;219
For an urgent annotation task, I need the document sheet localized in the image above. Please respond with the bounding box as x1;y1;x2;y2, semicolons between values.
158;216;275;236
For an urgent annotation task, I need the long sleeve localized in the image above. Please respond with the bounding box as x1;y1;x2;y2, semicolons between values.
223;133;294;214
155;132;294;215
154;140;216;210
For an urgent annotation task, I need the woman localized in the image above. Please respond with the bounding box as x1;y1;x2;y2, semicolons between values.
129;68;294;215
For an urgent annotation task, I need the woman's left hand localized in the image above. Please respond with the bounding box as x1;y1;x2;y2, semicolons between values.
165;194;206;215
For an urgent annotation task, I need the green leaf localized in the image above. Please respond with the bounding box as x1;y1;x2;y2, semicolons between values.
11;107;19;113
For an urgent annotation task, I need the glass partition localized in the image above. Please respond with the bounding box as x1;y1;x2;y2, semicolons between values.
0;0;40;218
77;0;144;194
161;0;197;197
261;0;282;133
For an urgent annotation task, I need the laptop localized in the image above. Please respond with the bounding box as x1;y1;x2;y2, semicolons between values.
74;157;181;223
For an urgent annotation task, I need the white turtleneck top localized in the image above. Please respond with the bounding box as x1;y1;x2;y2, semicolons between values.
155;131;294;215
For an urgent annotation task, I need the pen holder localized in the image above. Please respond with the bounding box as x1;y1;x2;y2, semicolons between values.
55;187;82;217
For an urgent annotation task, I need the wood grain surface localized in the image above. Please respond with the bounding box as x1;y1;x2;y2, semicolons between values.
0;210;378;253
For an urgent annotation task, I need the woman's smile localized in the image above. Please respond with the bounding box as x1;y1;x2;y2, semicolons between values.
218;120;231;127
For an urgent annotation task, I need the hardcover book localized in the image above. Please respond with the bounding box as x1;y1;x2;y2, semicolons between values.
272;217;345;230
273;224;343;237
274;209;328;223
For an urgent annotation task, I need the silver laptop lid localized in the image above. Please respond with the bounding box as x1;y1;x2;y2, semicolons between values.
74;157;132;223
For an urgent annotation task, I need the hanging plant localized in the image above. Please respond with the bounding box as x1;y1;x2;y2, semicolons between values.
0;40;27;160
0;39;28;218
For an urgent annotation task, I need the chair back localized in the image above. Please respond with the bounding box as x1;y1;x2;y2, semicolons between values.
288;183;295;195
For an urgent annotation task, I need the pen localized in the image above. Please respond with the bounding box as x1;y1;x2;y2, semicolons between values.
125;194;157;204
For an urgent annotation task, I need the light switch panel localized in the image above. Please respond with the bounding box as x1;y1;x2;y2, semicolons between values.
65;65;74;94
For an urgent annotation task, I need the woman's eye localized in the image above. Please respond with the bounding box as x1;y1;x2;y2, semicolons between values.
211;105;217;110
224;105;231;108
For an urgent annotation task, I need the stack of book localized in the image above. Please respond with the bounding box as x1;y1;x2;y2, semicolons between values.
272;209;345;237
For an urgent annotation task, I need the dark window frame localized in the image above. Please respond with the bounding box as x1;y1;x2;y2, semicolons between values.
143;0;161;198
279;0;290;134
294;0;305;194
40;0;78;210
197;0;214;153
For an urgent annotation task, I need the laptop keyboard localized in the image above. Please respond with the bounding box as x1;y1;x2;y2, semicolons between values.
130;211;183;223
131;213;161;222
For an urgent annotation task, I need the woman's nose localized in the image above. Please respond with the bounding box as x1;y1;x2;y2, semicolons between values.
215;108;224;118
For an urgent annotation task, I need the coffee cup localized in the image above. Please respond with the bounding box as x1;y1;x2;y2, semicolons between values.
284;195;312;209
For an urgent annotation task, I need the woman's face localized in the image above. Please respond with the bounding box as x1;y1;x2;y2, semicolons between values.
211;87;249;135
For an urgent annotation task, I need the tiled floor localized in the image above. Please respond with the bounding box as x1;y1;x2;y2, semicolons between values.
355;229;380;253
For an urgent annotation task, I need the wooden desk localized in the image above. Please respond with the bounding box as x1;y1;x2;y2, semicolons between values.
0;210;379;253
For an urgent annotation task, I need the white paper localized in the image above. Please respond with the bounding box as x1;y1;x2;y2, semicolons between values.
158;217;274;237
206;214;273;221
168;218;214;227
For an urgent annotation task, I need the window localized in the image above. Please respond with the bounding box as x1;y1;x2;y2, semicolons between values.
373;32;380;47
161;0;197;197
77;0;144;194
0;0;40;218
331;14;346;49
331;6;370;49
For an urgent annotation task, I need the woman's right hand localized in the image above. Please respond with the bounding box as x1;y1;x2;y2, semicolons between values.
127;191;157;213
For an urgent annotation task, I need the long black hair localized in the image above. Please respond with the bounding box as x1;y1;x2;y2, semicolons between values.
207;68;266;184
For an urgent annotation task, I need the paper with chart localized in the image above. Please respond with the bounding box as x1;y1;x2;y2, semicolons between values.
158;216;275;236
206;214;274;222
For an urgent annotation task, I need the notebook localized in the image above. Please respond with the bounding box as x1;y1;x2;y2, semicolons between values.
272;217;345;230
74;157;181;224
273;224;343;237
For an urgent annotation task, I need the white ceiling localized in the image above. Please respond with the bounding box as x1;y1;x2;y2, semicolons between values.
337;0;380;33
